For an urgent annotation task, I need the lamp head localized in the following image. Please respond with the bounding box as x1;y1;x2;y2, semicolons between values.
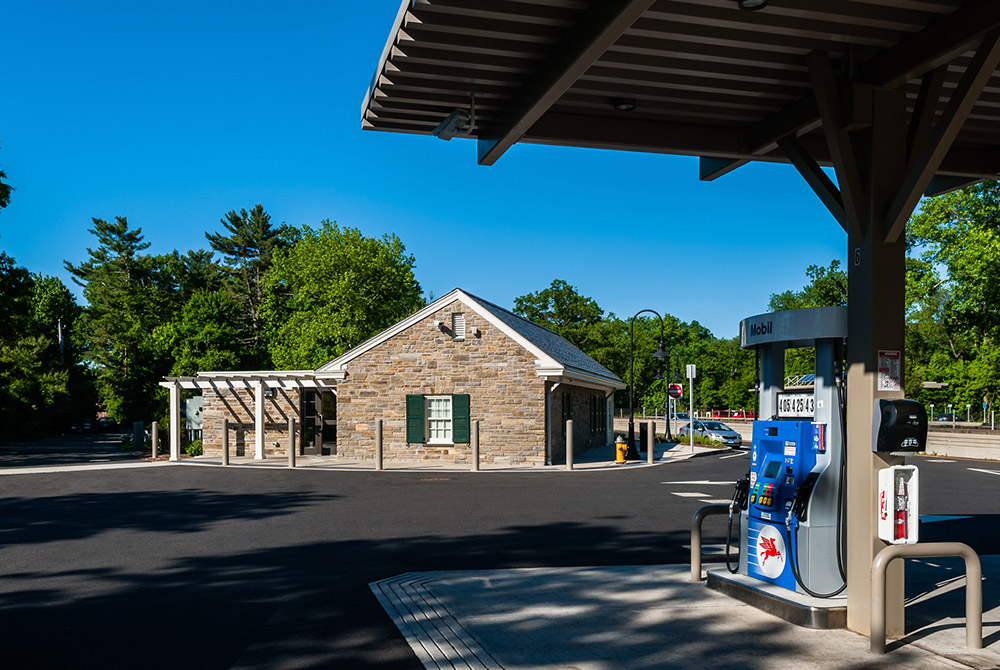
653;339;669;360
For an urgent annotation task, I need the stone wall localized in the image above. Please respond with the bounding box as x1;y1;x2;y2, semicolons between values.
336;300;549;464
547;384;613;464
201;387;302;457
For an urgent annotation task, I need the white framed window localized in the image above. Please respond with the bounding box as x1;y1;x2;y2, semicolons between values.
452;312;466;340
426;396;453;444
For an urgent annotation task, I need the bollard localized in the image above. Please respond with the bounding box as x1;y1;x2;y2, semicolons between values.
566;419;574;471
647;421;655;465
691;505;730;582
133;421;144;453
221;418;229;466
288;417;296;468
375;419;383;471
871;542;982;654
471;419;480;472
151;421;159;459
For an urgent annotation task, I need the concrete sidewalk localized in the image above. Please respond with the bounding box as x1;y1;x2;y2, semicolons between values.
372;560;1000;670
183;441;724;473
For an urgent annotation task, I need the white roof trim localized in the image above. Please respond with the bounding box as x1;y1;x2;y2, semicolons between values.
317;289;562;374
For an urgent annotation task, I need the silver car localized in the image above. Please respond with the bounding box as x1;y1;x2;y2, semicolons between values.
677;420;743;447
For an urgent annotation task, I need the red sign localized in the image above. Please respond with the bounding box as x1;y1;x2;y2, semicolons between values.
668;383;683;399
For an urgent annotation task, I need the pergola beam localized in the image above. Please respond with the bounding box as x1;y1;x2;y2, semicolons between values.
907;67;946;161
699;157;748;182
477;0;655;166
884;30;1000;242
857;0;1000;88
807;51;867;241
776;135;847;233
522;111;1000;179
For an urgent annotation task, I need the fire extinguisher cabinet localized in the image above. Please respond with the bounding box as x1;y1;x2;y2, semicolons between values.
877;465;919;544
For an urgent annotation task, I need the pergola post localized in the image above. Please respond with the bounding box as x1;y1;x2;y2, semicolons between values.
169;381;181;462
254;380;265;460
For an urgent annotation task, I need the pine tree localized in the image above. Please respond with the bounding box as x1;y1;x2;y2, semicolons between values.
206;204;296;367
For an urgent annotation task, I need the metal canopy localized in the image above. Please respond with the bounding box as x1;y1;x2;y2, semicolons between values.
362;0;1000;192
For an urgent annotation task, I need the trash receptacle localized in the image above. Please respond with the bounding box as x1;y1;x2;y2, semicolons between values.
639;422;648;455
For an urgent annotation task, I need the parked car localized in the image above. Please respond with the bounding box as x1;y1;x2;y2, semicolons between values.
95;417;118;432
677;420;743;447
671;412;690;422
71;418;93;433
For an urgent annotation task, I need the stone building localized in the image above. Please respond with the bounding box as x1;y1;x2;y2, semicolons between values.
161;289;623;464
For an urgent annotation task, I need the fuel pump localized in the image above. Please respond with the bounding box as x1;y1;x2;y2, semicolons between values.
734;307;848;597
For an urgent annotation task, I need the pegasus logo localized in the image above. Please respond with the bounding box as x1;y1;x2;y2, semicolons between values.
759;536;782;566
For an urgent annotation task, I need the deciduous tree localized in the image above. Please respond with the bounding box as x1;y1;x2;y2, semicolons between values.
262;220;423;369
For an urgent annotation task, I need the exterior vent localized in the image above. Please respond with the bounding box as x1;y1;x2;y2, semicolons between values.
452;313;466;340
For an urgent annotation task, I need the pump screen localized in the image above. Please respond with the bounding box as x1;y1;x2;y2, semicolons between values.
763;460;781;478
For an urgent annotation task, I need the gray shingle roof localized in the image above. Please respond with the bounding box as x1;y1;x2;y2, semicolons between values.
462;291;622;384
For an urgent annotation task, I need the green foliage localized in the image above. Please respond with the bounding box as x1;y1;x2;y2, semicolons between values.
0;146;12;211
514;279;604;350
170;290;245;376
904;181;1000;412
65;217;176;423
768;260;848;379
0;251;93;436
512;283;755;413
263;220;424;369
768;260;847;312
185;439;203;457
206;204;298;367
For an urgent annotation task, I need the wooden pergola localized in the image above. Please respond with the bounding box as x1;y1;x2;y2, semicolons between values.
363;0;1000;636
159;371;339;461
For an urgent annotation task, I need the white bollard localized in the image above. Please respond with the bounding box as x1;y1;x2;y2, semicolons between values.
151;421;159;459
375;419;383;471
471;420;480;472
648;421;655;464
288;417;296;468
221;418;229;466
566;419;573;471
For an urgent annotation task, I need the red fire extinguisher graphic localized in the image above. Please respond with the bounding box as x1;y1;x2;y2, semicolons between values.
894;477;908;541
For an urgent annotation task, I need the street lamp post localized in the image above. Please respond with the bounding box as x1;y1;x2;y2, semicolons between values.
664;347;680;441
628;310;668;461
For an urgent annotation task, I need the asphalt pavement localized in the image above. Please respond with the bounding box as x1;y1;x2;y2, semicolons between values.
0;447;996;668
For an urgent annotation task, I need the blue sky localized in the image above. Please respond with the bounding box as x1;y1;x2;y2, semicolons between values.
1;1;846;338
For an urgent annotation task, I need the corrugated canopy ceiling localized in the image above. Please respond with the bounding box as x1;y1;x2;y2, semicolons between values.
362;0;1000;191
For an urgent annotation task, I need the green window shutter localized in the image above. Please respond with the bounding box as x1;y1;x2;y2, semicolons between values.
406;394;424;443
452;394;470;443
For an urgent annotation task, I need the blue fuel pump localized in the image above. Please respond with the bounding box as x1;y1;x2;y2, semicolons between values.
729;307;849;598
746;420;823;589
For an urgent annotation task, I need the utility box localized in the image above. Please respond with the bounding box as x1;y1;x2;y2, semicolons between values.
877;465;919;544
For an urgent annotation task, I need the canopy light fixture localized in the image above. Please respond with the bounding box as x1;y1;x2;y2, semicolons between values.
737;0;767;10
432;93;476;140
611;97;636;111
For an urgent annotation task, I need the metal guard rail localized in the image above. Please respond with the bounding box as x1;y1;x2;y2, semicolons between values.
871;542;982;654
691;504;730;582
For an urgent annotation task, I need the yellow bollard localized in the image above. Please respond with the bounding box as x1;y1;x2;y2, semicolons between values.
615;435;628;464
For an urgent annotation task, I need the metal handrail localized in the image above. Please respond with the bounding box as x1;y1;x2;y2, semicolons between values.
691;504;730;582
871;542;982;654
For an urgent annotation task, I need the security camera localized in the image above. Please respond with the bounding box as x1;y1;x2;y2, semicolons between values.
432;109;471;141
